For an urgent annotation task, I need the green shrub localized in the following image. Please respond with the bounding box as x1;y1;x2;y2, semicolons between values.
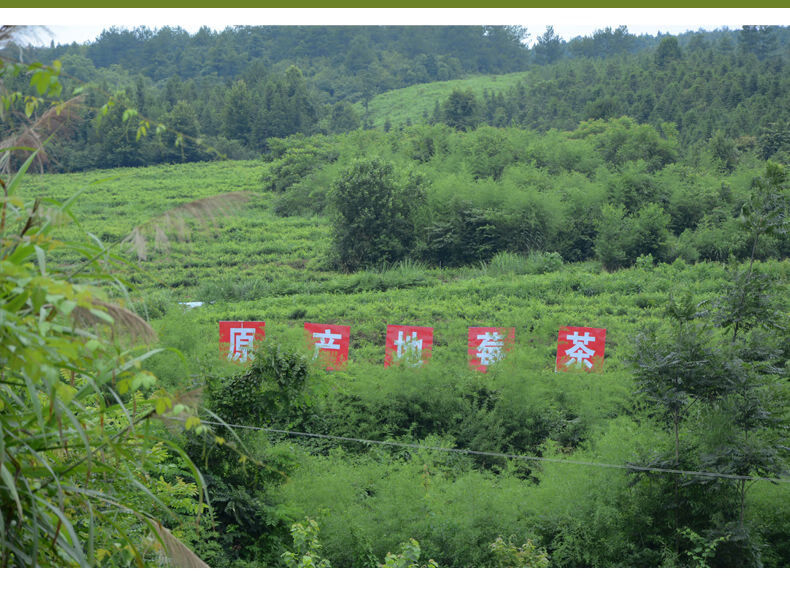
489;536;550;567
329;158;425;271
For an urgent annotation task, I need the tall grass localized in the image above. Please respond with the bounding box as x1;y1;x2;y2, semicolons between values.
484;251;564;276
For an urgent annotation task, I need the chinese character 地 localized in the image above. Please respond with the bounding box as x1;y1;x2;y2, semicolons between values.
476;331;504;366
564;331;596;369
312;328;342;359
394;330;423;366
228;327;257;363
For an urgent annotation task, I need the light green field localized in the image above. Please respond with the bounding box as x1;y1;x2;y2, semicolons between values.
356;71;531;129
20;157;790;568
23;160;788;372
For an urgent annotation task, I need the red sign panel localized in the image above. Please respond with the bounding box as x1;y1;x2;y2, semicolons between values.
468;327;515;372
384;325;433;368
555;326;606;372
219;321;266;363
304;322;351;370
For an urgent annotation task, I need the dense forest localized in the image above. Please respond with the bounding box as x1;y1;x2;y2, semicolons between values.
1;24;789;570
2;25;789;171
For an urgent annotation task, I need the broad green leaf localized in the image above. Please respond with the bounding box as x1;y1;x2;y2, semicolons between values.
6;150;39;196
0;463;23;518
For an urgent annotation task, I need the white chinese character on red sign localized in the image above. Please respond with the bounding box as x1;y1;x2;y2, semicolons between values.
477;331;504;366
468;327;515;372
312;328;342;357
385;325;433;368
304;323;350;370
555;326;606;373
228;327;256;362
395;330;423;365
564;330;596;369
219;321;265;364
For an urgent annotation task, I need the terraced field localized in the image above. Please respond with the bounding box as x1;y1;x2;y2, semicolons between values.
20;159;789;567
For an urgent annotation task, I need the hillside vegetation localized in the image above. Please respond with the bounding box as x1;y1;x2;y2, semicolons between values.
2;24;789;569
364;31;790;152
3;25;788;173
356;71;530;129
19;137;790;567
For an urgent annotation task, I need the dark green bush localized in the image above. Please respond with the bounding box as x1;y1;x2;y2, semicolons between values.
329;158;425;271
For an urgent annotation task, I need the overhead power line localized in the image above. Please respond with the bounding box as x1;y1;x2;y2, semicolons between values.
174;417;790;485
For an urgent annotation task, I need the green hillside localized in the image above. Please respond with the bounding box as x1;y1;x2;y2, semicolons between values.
17;155;789;568
3;26;790;571
357;71;530;129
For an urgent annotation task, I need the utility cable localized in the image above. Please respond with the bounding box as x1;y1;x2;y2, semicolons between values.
167;417;790;485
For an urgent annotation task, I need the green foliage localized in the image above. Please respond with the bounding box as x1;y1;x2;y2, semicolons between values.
423;206;502;266
629;267;788;566
466;126;518;180
7;28;790;567
16;24;790;177
279;448;525;567
262;135;342;217
710;130;738;173
16;148;781;565
595;204;631;271
1;56;207;567
221;80;255;146
759;121;790;162
740;162;789;261
606;161;668;211
329;101;361;133
280;518;440;568
485;251;563;276
179;122;778;272
631;203;672;263
362;72;528;131
632;309;731;435
183;343;310;566
442;88;480;131
679;527;731;567
595;201;671;270
489;536;550;567
329;158;425;271
255;66;318;144
533;26;564;65
654;36;682;67
360;30;790;156
163;100;206;163
380;538;438;568
714;269;784;339
281;518;331;567
576;118;678;172
0;169;194;566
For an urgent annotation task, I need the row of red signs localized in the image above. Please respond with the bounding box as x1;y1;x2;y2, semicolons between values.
218;321;607;372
